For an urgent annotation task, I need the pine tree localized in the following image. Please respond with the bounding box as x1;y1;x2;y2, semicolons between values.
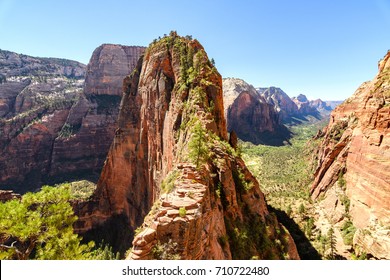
188;120;209;169
327;227;337;260
0;186;94;260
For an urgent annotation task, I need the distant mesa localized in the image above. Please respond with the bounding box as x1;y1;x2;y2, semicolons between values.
84;44;146;96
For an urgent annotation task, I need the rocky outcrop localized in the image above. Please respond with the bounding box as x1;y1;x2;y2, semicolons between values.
311;50;390;259
0;45;144;192
76;34;299;260
223;78;291;146
0;190;21;202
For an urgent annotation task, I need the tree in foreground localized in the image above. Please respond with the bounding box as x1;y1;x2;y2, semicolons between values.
0;186;95;260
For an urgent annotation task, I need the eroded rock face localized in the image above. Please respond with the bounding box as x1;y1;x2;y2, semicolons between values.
77;34;299;260
84;44;146;96
0;46;145;192
223;79;290;146
311;50;390;259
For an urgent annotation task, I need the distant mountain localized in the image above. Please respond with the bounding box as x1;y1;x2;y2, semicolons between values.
0;49;85;78
291;94;330;118
257;88;334;123
223;79;339;145
223;78;291;145
257;86;299;121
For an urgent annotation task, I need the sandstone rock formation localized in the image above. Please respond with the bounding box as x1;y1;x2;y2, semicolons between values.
76;34;299;260
49;44;145;184
311;50;390;259
0;46;145;192
0;49;85;78
223;78;291;145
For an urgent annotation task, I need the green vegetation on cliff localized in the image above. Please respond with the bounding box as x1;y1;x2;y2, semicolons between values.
0;186;92;259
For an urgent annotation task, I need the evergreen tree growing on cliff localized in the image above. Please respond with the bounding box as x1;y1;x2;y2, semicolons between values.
0;186;95;260
327;227;337;260
188;120;209;169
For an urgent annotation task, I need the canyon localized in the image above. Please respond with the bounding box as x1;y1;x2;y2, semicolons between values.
1;36;389;260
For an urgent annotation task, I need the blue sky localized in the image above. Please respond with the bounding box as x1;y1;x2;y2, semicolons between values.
1;0;390;100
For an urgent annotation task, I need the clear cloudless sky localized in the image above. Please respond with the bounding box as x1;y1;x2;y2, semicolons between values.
1;0;390;100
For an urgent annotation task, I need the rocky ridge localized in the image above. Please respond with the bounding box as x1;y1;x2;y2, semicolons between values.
76;34;299;260
311;50;390;259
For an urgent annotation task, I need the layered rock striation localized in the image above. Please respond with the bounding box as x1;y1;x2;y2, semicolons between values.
311;50;390;259
84;44;146;96
0;45;145;192
0;50;86;191
76;34;299;260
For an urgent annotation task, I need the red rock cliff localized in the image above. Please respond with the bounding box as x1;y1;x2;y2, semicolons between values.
77;34;299;260
49;44;146;183
311;50;390;259
0;46;145;192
